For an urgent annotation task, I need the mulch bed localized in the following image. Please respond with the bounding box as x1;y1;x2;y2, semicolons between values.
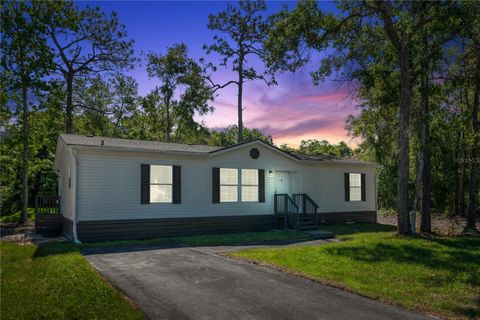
378;213;480;236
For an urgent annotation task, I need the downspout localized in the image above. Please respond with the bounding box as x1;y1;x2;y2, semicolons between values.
70;148;81;244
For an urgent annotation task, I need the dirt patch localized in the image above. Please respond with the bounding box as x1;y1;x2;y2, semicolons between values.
378;211;479;236
0;224;66;245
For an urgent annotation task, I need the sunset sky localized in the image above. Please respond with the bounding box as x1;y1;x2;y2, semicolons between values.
82;1;358;148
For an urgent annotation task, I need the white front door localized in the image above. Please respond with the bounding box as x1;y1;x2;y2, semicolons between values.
275;171;291;195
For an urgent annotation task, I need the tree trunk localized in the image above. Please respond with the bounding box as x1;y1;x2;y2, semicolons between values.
19;63;29;225
165;100;171;142
465;60;480;233
454;134;459;215
237;53;244;143
420;71;431;233
65;72;74;134
397;46;412;235
411;154;423;234
455;131;465;216
459;148;466;216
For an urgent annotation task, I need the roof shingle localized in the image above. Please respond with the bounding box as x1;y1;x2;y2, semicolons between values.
59;134;378;166
60;134;223;154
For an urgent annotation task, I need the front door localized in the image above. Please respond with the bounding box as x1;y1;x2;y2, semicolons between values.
275;171;291;195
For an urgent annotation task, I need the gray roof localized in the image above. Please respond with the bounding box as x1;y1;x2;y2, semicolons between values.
59;134;378;166
290;151;377;165
59;134;223;154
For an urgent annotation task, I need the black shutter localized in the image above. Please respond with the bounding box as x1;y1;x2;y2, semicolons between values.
172;166;181;204
212;167;220;203
361;173;366;201
344;173;350;202
141;164;150;204
258;169;265;203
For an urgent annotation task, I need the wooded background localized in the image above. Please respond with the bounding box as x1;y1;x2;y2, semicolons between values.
1;1;478;234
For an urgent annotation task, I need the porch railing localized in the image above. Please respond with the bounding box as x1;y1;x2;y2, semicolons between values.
35;195;60;215
35;195;62;235
274;193;299;229
293;193;319;225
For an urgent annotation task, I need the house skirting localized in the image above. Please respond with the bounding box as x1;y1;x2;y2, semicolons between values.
69;211;377;242
317;211;377;224
76;215;274;242
35;214;63;236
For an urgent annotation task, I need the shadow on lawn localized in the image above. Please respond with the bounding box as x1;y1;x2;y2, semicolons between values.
322;223;397;236
33;241;79;258
323;235;480;318
32;237;330;257
324;237;479;275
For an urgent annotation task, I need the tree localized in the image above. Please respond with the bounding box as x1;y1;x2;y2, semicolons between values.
110;74;138;137
299;139;353;158
74;76;113;136
39;1;134;133
411;3;464;233
207;125;272;147
266;1;461;235
464;11;480;233
1;1;52;224
204;0;274;143
146;43;213;142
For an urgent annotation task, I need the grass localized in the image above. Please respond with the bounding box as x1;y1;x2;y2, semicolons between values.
0;230;310;319
79;230;311;249
231;224;480;319
0;208;35;223
0;241;143;320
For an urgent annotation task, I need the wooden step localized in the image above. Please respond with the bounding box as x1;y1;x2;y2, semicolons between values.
297;222;315;227
297;225;318;231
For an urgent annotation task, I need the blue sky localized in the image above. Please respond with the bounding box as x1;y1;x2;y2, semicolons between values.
78;1;356;147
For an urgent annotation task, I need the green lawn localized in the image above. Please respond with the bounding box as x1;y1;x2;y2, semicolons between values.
0;230;310;319
231;224;480;319
0;241;143;320
80;230;311;248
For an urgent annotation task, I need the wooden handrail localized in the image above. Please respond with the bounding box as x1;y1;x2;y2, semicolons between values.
35;195;60;215
276;193;319;230
274;193;299;229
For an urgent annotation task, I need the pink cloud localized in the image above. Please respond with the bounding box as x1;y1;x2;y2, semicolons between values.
198;72;358;148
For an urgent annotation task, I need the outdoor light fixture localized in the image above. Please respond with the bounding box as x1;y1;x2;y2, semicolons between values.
268;170;274;178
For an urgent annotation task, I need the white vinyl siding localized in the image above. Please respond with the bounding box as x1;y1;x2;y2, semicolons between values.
241;169;258;202
349;173;362;201
150;165;172;203
73;142;377;221
57;145;75;220
220;168;238;202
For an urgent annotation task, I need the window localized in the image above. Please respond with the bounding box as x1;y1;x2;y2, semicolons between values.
349;173;362;201
220;168;238;202
150;165;172;203
241;169;258;202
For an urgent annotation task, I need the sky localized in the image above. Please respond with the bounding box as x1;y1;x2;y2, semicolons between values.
80;1;358;148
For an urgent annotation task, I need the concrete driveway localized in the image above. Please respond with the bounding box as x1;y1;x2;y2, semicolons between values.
84;244;433;320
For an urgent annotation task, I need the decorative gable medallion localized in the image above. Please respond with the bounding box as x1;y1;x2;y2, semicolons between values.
250;148;260;159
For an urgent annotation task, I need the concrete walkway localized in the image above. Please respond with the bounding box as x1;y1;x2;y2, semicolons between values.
84;243;433;320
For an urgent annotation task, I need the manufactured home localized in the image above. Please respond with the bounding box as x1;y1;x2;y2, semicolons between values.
54;134;381;242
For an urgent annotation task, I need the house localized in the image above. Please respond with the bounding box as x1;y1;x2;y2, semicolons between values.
54;134;381;242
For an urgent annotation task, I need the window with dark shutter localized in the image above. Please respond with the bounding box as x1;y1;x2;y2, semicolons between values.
344;172;349;202
361;173;366;201
141;164;150;204
172;166;181;204
345;173;364;202
240;169;257;202
150;165;173;203
258;169;265;203
212;167;220;203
